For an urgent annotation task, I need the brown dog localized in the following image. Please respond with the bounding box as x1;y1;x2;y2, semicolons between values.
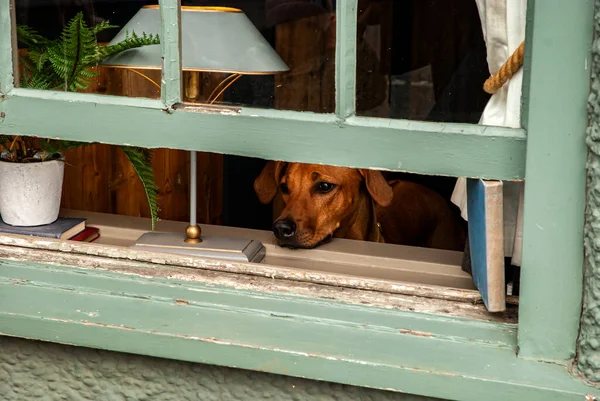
254;161;466;251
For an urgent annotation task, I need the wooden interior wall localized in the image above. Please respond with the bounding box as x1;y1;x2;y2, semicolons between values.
274;13;336;114
356;0;393;117
60;67;223;225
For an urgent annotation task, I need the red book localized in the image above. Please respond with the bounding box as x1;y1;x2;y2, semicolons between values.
69;227;100;242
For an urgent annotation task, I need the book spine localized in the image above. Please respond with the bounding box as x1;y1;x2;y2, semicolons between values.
84;233;100;243
484;181;505;312
69;227;99;242
467;178;506;312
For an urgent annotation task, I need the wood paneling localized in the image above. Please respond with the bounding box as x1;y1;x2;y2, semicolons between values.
61;144;112;213
60;67;223;224
275;14;335;114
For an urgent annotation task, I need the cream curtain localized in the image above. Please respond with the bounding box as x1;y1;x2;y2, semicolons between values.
450;0;527;265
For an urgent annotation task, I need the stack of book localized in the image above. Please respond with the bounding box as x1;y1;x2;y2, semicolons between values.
0;216;100;242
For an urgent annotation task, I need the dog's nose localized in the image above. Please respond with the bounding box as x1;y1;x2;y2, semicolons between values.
273;219;296;240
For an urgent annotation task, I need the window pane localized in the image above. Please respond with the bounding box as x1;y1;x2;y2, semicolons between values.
355;0;491;123
14;0;162;99
178;1;335;113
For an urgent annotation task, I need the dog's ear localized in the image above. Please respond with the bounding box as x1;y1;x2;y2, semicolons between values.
254;161;288;204
359;169;393;207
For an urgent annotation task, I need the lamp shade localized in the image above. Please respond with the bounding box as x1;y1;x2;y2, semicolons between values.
101;6;289;74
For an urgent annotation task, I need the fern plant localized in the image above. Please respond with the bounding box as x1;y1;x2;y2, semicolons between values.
2;12;161;229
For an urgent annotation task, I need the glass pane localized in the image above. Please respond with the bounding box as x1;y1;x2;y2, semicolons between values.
355;0;491;123
14;0;161;99
178;1;335;113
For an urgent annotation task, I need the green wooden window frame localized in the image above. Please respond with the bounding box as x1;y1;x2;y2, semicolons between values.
0;0;598;399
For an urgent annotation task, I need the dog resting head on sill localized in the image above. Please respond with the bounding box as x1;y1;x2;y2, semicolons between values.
254;161;466;251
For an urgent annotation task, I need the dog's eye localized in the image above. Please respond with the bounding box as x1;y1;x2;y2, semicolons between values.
316;182;335;194
280;183;289;194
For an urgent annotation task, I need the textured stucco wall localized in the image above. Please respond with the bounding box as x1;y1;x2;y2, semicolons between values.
578;0;600;383
0;336;445;401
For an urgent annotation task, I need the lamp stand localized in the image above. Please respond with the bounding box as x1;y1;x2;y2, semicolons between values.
132;151;265;263
184;150;202;244
185;71;200;101
131;74;266;263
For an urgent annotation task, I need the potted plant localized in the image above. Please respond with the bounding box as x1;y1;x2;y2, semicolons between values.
0;12;160;229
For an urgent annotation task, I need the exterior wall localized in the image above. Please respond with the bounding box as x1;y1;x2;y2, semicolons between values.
0;335;444;401
578;0;600;383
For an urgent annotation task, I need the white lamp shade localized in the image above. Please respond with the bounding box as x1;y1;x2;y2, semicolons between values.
101;6;289;74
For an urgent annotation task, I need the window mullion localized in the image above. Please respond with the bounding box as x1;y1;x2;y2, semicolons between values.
0;0;16;95
159;0;182;108
335;0;358;119
518;0;594;362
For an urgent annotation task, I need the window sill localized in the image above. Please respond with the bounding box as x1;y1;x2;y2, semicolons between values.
10;209;518;312
0;211;595;400
0;249;595;401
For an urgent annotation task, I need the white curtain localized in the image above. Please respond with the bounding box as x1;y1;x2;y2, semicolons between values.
451;0;527;266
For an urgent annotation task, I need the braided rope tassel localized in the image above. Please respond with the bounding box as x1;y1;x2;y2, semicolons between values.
483;41;525;94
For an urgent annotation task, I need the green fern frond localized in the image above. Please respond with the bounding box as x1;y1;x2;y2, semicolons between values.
79;69;97;78
92;19;119;35
120;146;160;230
19;55;36;75
46;12;97;91
95;31;160;63
18;12;159;93
22;70;59;90
16;25;49;49
17;26;56;86
19;58;62;90
30;49;51;70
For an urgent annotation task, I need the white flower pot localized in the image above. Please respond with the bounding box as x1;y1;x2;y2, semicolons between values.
0;159;65;226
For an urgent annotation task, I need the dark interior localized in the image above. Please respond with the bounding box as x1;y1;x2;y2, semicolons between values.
14;0;490;242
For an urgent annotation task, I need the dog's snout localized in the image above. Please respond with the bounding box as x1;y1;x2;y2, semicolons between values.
273;219;296;240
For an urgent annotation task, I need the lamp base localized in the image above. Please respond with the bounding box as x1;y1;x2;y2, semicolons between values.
132;231;265;263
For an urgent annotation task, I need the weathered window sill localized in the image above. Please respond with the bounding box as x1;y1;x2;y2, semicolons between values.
0;213;595;400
